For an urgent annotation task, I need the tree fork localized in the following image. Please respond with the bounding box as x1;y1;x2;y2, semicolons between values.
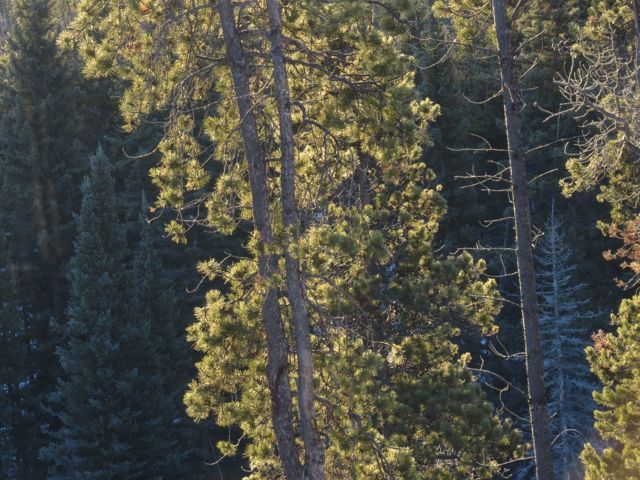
491;0;554;478
217;1;303;477
265;0;326;478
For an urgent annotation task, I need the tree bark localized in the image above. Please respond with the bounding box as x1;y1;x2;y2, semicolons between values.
632;0;640;86
491;1;554;478
217;1;302;478
265;1;325;478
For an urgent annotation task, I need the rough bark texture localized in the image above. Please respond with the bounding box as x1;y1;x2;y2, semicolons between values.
491;1;554;478
633;0;640;85
217;1;302;478
265;1;326;478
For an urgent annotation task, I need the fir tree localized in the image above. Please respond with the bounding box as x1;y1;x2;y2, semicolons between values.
0;0;86;474
127;194;198;473
0;0;84;287
0;1;10;39
536;206;597;479
0;265;27;479
0;152;26;479
42;149;191;479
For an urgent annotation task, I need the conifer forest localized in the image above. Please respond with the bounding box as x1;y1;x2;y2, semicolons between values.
2;0;640;478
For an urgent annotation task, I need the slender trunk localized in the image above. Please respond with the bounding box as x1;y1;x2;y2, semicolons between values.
265;1;325;478
632;0;640;85
217;1;302;478
355;150;371;208
491;1;553;478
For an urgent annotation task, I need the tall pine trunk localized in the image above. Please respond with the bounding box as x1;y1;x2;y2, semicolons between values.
265;1;325;478
632;0;640;85
217;1;302;477
491;0;553;478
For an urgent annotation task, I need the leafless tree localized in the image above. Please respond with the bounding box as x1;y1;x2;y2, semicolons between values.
491;1;553;477
556;31;640;207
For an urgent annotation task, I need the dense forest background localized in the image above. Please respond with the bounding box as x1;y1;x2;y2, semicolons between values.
0;0;639;479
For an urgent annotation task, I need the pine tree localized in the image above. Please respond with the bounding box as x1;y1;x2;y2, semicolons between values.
42;149;191;479
536;206;597;478
558;0;640;224
69;1;523;477
581;295;640;479
428;2;608;477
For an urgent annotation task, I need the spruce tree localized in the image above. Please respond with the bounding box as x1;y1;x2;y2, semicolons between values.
0;0;84;294
0;1;9;38
42;149;191;479
0;264;27;479
127;195;197;473
0;148;27;479
0;0;86;475
536;207;597;478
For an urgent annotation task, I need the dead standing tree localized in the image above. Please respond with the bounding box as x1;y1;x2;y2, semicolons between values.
491;1;554;478
433;1;555;477
554;7;640;292
556;31;640;201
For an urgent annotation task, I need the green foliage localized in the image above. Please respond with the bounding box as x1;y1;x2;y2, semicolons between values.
0;0;88;475
185;263;519;479
4;0;635;478
0;267;28;479
0;0;85;248
42;149;192;479
581;295;640;479
67;0;522;476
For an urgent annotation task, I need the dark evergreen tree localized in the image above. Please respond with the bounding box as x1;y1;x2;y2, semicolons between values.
42;149;192;479
0;154;26;478
0;0;86;475
0;0;84;298
126;194;199;474
0;263;27;479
